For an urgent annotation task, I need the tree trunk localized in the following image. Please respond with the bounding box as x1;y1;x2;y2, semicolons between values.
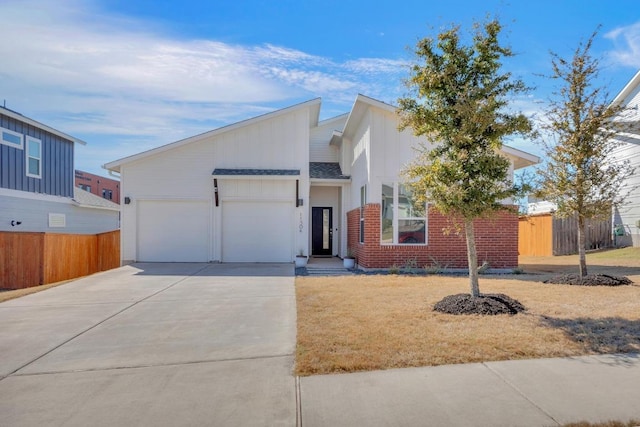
464;218;480;298
577;215;588;277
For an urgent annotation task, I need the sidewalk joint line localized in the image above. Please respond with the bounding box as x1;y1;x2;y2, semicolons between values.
482;362;561;426
1;264;212;381
9;354;295;377
296;375;303;427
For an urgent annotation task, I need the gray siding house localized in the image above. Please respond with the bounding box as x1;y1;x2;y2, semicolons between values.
0;107;119;234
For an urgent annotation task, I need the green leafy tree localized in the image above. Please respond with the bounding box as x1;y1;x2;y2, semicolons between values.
537;31;635;278
398;19;532;297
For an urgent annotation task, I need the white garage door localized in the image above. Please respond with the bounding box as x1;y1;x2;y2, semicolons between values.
222;201;293;262
137;200;209;262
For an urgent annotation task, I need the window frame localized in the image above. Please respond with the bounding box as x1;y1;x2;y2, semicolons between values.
359;185;366;243
381;182;428;245
1;127;24;149
25;136;42;179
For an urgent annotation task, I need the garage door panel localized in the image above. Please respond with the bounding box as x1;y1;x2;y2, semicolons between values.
222;201;293;262
138;200;209;262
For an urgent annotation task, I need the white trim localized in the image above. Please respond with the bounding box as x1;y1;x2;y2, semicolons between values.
501;145;540;169
212;174;300;181
25;136;42;179
0;107;86;145
310;179;351;185
0;127;23;149
104;98;321;172
0;187;73;203
611;70;640;107
380;182;428;246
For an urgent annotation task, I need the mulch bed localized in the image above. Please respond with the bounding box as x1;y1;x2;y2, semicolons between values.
544;274;633;286
433;293;526;315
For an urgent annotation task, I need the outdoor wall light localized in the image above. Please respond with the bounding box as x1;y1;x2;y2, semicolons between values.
124;197;131;204
10;220;22;226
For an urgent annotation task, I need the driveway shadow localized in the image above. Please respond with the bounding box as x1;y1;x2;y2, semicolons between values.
540;316;640;364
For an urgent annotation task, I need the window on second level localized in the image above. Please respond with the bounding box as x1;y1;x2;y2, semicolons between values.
26;136;42;179
102;189;113;200
1;127;23;149
78;184;91;192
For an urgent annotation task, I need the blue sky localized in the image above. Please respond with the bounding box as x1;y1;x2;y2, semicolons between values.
1;0;639;176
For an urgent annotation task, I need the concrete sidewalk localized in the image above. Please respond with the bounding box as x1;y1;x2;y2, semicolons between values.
2;263;640;426
299;353;640;426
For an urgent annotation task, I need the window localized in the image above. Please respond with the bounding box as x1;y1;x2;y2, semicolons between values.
78;184;91;192
359;185;366;243
1;127;23;149
381;182;427;244
26;136;41;178
102;189;113;200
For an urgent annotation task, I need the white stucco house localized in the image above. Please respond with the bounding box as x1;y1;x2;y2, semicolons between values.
610;70;640;247
104;95;538;267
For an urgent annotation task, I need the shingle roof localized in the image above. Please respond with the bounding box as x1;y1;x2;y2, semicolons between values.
310;162;350;180
73;188;119;210
212;168;300;176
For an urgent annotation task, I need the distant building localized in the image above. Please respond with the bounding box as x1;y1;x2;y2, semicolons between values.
1;106;119;234
75;169;120;204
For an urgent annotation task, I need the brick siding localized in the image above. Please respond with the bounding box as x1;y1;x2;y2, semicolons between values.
347;204;518;269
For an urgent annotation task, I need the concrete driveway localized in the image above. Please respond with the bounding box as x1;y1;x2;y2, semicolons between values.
0;263;296;426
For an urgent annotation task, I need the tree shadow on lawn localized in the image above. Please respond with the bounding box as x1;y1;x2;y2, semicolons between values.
518;264;640;277
540;316;640;366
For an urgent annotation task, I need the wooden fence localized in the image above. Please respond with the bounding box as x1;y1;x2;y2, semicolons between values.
518;214;553;256
0;230;120;290
519;214;612;256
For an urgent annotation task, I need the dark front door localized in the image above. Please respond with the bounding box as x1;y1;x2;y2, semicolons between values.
312;207;332;256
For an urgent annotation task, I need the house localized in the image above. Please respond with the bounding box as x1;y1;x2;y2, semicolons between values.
75;169;121;204
104;95;539;268
0;106;119;234
610;70;640;247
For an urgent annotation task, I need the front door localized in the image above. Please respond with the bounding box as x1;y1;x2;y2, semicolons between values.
312;207;332;256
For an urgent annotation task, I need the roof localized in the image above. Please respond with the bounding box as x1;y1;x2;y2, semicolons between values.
72;188;119;211
212;168;300;177
342;94;396;140
104;98;321;173
611;69;640;107
501;145;540;170
339;94;540;170
0;106;87;145
309;162;350;180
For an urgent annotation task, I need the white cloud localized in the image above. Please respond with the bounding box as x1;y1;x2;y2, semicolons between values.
0;0;408;175
605;21;640;67
344;58;408;75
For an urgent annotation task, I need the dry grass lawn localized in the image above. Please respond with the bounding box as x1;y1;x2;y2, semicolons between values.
295;248;640;376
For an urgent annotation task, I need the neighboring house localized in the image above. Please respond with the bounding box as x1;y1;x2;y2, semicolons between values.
104;95;539;268
75;169;121;204
0;107;119;234
610;70;640;247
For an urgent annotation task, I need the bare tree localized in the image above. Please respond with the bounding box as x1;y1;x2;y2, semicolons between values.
537;31;635;277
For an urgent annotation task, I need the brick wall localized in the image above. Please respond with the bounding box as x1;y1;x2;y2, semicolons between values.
347;204;518;269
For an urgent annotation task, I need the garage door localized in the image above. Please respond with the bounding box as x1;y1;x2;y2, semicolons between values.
222;201;293;262
137;200;209;262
